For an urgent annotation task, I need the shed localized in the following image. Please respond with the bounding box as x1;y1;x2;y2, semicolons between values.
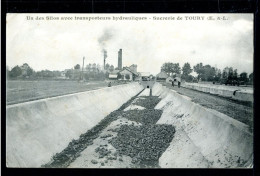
166;76;174;83
156;71;168;80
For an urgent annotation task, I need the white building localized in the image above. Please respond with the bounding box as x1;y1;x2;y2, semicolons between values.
119;68;139;81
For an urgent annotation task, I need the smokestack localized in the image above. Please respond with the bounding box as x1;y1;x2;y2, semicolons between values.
103;50;107;70
118;49;122;70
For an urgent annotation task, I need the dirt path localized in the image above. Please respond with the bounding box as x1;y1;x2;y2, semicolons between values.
161;82;253;132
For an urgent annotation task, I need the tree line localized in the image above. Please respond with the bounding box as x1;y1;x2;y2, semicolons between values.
6;63;116;81
161;62;253;84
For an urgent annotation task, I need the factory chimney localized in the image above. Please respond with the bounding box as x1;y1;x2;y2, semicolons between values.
103;50;107;70
118;49;122;70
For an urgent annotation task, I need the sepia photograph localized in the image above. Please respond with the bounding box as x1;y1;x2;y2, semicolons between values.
6;13;253;168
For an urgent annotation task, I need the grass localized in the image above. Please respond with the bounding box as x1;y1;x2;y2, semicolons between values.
6;80;126;105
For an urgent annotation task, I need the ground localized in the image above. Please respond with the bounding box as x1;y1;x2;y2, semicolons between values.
43;89;175;168
6;80;126;105
161;82;253;133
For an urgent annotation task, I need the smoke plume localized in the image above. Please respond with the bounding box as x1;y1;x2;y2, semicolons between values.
98;28;114;54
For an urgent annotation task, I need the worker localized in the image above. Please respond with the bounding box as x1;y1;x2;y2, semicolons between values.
178;81;181;88
108;82;111;87
172;80;174;87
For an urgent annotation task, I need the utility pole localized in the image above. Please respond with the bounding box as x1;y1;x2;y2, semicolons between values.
104;50;107;70
82;56;85;80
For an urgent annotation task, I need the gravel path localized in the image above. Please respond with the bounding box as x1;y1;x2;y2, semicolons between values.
161;82;253;133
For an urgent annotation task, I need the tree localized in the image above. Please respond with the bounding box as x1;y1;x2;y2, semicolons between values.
96;72;105;80
185;75;194;82
233;69;238;79
109;65;114;72
41;70;54;77
249;73;253;83
193;63;217;81
193;63;204;80
240;72;248;83
125;74;130;80
27;67;34;77
83;73;90;80
96;64;101;72
161;62;181;76
105;72;109;79
92;63;97;72
86;64;91;72
161;62;172;75
10;65;22;78
182;63;192;81
105;63;110;70
222;67;229;79
53;71;61;77
182;63;192;76
172;63;181;74
214;68;222;82
203;65;215;81
227;67;234;80
65;70;72;79
74;64;80;70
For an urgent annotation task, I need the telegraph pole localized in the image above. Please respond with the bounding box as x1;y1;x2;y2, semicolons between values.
82;56;85;80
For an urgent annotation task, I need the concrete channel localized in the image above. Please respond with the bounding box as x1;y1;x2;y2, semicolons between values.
6;82;253;168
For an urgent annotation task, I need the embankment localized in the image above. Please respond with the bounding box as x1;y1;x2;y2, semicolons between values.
152;83;253;168
182;82;253;103
6;83;143;167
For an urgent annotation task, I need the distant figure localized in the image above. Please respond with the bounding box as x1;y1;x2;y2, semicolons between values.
172;81;174;87
108;82;111;87
178;81;181;88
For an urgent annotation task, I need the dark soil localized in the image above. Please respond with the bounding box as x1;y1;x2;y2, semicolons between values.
42;90;175;168
133;96;161;109
121;109;163;125
109;124;175;167
108;96;175;168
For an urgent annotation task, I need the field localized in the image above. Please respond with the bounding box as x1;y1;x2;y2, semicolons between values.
6;80;126;105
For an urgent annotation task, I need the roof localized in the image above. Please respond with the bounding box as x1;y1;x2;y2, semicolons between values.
166;76;173;80
110;70;120;74
120;67;139;76
156;72;168;78
139;72;150;77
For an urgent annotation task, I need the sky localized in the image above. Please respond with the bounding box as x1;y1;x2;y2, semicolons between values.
6;13;254;75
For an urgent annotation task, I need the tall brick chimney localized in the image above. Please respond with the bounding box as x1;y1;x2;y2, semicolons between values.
118;49;122;70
